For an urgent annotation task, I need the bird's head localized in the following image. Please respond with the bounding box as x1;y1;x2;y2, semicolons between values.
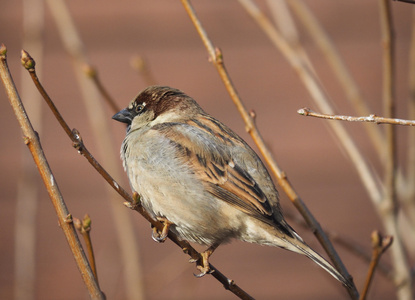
112;85;202;132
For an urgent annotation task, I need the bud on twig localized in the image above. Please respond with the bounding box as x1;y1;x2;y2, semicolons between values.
21;50;36;70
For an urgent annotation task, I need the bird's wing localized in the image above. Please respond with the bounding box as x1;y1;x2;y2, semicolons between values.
151;116;278;226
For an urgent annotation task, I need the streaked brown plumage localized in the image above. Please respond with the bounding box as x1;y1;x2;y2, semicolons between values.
113;85;351;287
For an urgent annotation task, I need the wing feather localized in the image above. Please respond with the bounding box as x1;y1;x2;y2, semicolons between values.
151;117;276;225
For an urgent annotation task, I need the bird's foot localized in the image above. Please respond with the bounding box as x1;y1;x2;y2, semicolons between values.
151;217;173;243
190;251;214;277
194;264;214;278
189;244;219;277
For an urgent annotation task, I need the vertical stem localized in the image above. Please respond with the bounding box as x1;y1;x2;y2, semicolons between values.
379;2;413;299
405;7;415;225
359;232;393;300
83;232;98;281
380;0;396;213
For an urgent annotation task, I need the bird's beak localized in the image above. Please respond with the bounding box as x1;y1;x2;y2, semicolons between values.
112;108;133;124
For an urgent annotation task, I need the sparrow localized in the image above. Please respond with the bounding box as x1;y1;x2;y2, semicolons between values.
113;85;350;287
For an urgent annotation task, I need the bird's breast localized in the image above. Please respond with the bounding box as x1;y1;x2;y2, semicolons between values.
121;129;240;245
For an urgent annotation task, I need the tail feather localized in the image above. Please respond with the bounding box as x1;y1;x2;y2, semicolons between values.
286;236;352;288
273;221;352;288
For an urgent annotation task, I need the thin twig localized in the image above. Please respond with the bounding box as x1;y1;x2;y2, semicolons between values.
21;50;146;214
330;233;393;281
180;0;357;297
359;232;393;300
21;50;254;300
297;107;415;126
74;215;99;282
379;2;413;299
0;44;104;300
287;0;385;155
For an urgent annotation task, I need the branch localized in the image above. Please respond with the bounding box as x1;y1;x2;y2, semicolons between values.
379;2;413;299
287;0;386;155
297;107;415;126
180;0;357;297
0;44;104;300
74;215;99;282
359;232;393;300
21;49;254;300
405;2;415;227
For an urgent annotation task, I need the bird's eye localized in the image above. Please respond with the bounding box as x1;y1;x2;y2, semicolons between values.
135;103;146;113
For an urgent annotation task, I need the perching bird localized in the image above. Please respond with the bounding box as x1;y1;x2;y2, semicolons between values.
113;85;350;286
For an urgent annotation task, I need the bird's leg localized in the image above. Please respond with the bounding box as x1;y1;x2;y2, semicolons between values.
191;243;219;278
151;217;173;243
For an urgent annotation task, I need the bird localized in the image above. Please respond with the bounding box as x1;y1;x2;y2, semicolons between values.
112;85;350;287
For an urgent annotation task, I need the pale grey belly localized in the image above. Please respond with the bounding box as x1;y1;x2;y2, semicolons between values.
126;148;240;246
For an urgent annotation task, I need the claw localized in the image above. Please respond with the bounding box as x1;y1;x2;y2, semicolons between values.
152;227;166;242
151;217;173;243
193;270;213;278
188;257;198;264
190;243;219;278
194;264;215;278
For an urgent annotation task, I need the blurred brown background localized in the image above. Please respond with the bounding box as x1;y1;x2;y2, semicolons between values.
0;1;413;299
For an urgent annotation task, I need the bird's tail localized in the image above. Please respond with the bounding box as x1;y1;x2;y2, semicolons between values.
283;232;352;288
